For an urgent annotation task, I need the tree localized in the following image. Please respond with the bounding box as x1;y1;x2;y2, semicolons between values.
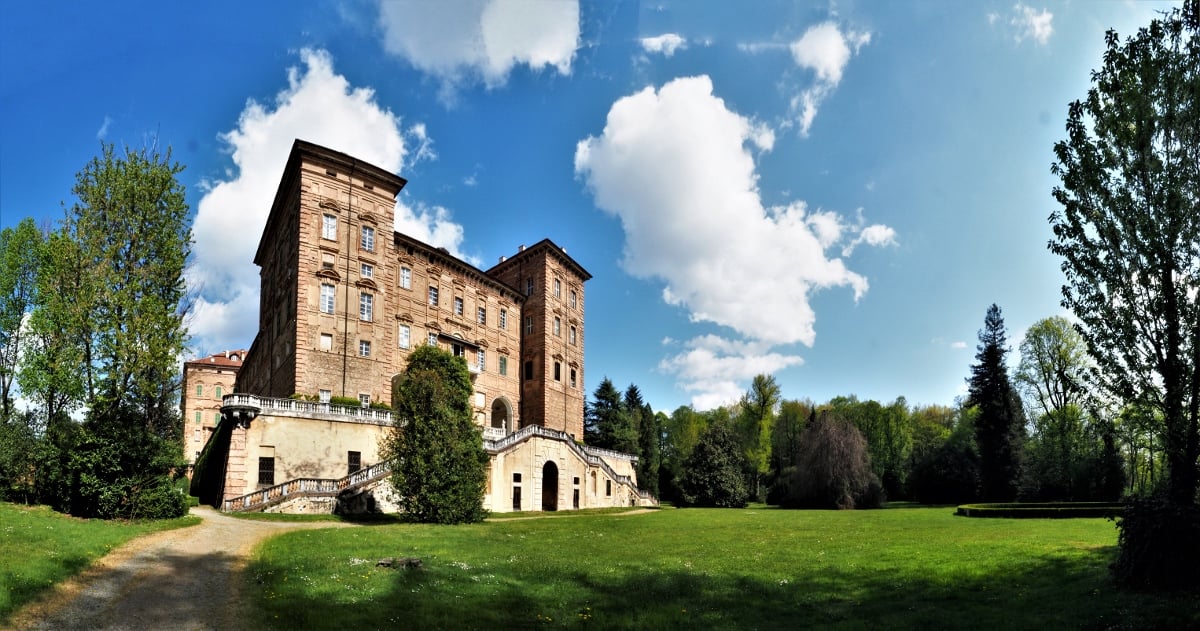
659;405;708;503
1050;2;1199;587
736;374;780;500
1015;317;1090;420
385;345;488;524
967;305;1026;502
775;411;883;509
585;378;636;452
626;384;660;496
1050;1;1199;509
0;218;42;419
677;419;748;508
909;406;982;504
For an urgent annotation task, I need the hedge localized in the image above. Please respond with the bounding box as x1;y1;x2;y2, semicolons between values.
956;502;1124;518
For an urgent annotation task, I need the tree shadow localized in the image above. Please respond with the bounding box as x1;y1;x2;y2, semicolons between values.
243;543;1200;629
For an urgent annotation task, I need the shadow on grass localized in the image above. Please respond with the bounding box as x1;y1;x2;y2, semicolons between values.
243;543;1199;630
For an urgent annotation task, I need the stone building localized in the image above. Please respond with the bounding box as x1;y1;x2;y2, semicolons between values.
180;350;245;468
190;140;650;514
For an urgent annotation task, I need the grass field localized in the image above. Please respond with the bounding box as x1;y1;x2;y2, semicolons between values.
0;502;199;622
244;505;1198;629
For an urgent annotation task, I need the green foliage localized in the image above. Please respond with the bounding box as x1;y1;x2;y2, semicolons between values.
677;419;748;508
384;345;487;524
585;378;636;452
909;407;982;504
825;395;912;499
629;384;661;496
658;405;708;503
735;374;780;501
0;218;42;419
775;411;883;509
1050;1;1200;506
329;395;364;407
243;506;1199;629
967;304;1026;502
1113;497;1200;588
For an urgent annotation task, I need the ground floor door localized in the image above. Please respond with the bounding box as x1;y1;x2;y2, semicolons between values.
542;461;558;511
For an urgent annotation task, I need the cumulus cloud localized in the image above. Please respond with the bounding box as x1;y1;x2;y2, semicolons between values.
787;22;870;136
188;48;469;355
1011;3;1053;45
376;0;579;97
575;75;894;408
640;33;687;57
659;336;803;411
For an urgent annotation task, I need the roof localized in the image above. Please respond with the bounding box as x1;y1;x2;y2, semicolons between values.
185;350;249;369
485;238;592;282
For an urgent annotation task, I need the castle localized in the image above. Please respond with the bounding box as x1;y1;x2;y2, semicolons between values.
188;140;651;513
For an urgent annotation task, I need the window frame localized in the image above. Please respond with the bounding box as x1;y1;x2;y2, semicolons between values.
320;283;335;314
360;225;375;252
428;286;439;306
358;339;371;357
400;266;412;290
322;214;337;240
398;324;411;349
359;292;373;322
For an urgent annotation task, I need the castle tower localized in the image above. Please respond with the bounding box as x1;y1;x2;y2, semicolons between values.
238;140;407;404
487;241;591;439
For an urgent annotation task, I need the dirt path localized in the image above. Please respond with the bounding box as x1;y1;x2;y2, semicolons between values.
8;507;351;631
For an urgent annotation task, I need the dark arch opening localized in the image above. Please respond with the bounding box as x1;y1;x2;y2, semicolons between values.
542;461;559;512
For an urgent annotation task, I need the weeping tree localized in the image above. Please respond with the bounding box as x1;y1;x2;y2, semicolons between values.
1050;1;1199;587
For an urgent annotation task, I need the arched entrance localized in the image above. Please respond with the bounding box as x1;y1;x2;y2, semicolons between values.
541;461;559;512
491;398;511;433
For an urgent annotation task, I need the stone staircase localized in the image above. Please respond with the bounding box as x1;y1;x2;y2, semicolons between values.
222;460;392;513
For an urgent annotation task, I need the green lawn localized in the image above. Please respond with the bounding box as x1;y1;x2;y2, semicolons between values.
245;505;1198;629
0;502;199;622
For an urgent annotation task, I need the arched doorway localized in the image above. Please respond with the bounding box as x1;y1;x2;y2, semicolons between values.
542;461;559;512
491;398;511;433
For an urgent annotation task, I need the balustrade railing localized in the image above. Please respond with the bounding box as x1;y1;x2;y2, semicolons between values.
222;393;394;424
222;460;392;512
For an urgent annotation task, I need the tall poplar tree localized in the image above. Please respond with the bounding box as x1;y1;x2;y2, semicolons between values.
967;304;1025;502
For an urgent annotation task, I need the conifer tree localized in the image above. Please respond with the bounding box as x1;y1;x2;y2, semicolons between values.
967;304;1025;502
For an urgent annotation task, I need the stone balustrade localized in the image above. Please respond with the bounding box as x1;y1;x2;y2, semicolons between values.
223;460;392;512
222;393;394;425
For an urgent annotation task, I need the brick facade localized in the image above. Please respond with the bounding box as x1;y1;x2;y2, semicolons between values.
236;140;590;438
180;350;245;466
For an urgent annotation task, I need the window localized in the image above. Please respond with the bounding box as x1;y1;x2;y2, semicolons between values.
348;451;362;476
428;286;439;306
320;283;335;314
194;410;201;423
554;362;561;381
322;214;337;240
524;361;533;380
477;350;485;372
321;253;335;270
453;297;464;316
477;306;486;325
360;226;375;251
605;479;612;497
196;384;203;396
499;308;507;329
258;457;275;486
525;278;534;296
215;411;221;423
398;324;411;349
320;333;333;351
570;368;577;388
358;393;370;407
400;266;412;290
452;343;464;358
499;356;508;376
570;326;577;345
570;290;577;309
319;389;331;403
427;332;438;346
215;386;223;398
554;278;561;298
359;340;371;357
361;263;373;279
554;317;561;336
514;473;522;482
359;292;373;321
525;316;533;334
193;428;201;443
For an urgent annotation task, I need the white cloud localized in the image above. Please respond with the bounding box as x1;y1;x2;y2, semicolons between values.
96;116;112;140
659;335;803;410
575;75;894;406
842;222;898;256
786;22;870;136
188;48;469;355
1010;3;1053;45
1003;3;1051;45
640;33;687;57
376;0;579;97
951;341;968;350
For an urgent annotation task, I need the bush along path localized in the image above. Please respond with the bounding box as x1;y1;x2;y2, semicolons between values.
8;506;352;631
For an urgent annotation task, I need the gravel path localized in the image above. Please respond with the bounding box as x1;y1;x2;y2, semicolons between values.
8;506;351;631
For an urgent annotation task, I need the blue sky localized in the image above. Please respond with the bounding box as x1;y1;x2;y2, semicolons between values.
0;1;1177;414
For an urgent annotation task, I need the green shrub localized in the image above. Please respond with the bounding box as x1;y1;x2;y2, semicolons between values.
1113;497;1200;588
956;502;1124;518
330;396;364;408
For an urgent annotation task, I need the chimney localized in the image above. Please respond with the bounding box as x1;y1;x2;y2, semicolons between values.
499;255;507;263
518;244;526;252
